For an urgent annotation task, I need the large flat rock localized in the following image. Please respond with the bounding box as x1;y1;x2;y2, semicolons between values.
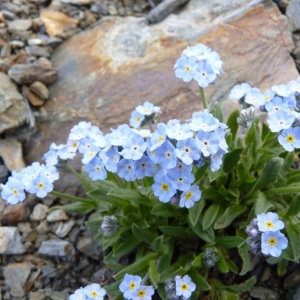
25;0;298;164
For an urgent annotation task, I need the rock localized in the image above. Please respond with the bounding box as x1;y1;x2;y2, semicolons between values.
45;37;63;48
40;10;79;37
0;43;12;57
0;164;9;183
27;38;45;46
4;262;31;298
53;219;76;237
76;230;101;259
0;227;25;254
0;72;27;134
8;63;58;85
0;137;26;171
8;19;32;31
29;81;49;100
22;85;45;106
25;45;53;57
0;50;28;73
25;1;298;164
60;0;95;4
250;286;279;300
36;220;50;234
28;290;46;300
22;229;38;242
1;203;30;225
47;209;69;222
286;0;300;32
38;239;75;257
10;40;25;48
147;0;189;23
30;204;49;221
283;270;300;289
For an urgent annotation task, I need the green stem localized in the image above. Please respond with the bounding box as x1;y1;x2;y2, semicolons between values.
141;271;149;285
199;87;208;110
50;190;89;203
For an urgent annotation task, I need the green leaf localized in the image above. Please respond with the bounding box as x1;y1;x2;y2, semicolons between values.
215;249;228;273
113;238;140;257
214;204;246;229
221;291;239;300
202;203;220;230
226;110;240;141
189;199;205;227
85;219;102;229
159;226;195;238
222;276;256;293
238;244;251;275
285;194;300;217
286;223;300;261
151;203;180;217
149;260;159;288
223;148;243;173
191;253;203;268
157;253;172;274
189;221;215;243
265;185;300;196
114;253;157;280
215;236;244;248
250;157;284;194
102;228;125;250
132;224;157;244
194;163;209;183
227;260;238;274
50;202;96;214
254;191;274;215
88;189;128;207
211;101;223;122
277;258;288;276
189;267;211;291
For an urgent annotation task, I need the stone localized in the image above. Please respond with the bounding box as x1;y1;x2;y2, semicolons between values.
60;0;95;4
0;50;28;73
22;229;38;242
29;81;49;100
0;227;25;254
250;286;279;300
0;43;12;57
25;45;53;57
8;63;58;85
1;202;30;225
47;209;69;222
38;239;75;257
10;40;25;48
147;0;189;23
0;164;9;183
8;19;32;31
0;72;27;134
76;230;101;259
0;137;26;172
4;262;31;298
286;0;300;32
30;203;49;221
40;10;79;37
27;38;45;46
283;270;300;289
25;1;298;164
53;219;76;238
28;290;46;300
22;85;45;106
36;220;50;234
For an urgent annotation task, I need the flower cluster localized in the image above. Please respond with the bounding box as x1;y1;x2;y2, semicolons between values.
230;79;300;151
69;283;106;300
174;44;223;88
246;212;288;257
0;162;58;204
119;274;154;300
165;275;196;300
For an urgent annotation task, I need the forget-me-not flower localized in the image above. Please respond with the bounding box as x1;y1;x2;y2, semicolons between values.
152;174;176;203
261;231;288;257
257;212;285;232
83;283;106;300
278;127;300;151
175;275;196;298
119;274;142;299
179;185;202;208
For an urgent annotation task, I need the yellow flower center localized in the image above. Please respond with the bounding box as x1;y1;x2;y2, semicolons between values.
286;134;295;143
12;189;19;195
185;66;191;72
158;136;164;143
137;289;146;297
180;283;189;291
90;291;98;297
185;191;193;200
161;183;169;192
37;182;45;189
265;221;274;229
267;237;277;247
136;117;141;121
264;96;270;102
129;282;137;290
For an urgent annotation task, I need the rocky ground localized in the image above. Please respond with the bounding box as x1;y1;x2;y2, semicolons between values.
1;0;300;299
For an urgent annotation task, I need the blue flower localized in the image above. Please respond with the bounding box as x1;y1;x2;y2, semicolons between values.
83;283;106;300
152;174;176;203
196;130;220;157
179;185;202;208
166;120;193;141
81;145;100;165
103;146;120;172
229;83;251;101
135;101;161;116
272;84;293;97
267;110;297;132
120;134;148;161
175;138;201;165
210;149;226;172
175;275;196;298
69;121;91;141
245;87;264;108
132;285;155;300
26;174;53;198
1;178;26;204
134;155;156;179
278;127;300;151
188;109;219;132
117;159;136;181
110;124;133;147
194;61;216;88
130;110;145;128
264;96;289;114
119;274;142;299
174;56;198;82
155;141;177;169
168;169;195;192
257;212;285;232
261;231;288;257
262;89;275;103
69;287;87;300
149;123;167;151
85;157;107;180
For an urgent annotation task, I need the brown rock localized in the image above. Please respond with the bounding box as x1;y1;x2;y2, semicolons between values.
29;81;49;100
40;10;79;37
22;85;45;106
0;49;28;73
24;3;297;164
0;137;26;171
8;63;58;85
1;203;30;225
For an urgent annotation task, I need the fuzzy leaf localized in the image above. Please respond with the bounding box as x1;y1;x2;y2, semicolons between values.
151;203;180;217
254;191;274;215
215;236;244;248
214;204;246;229
189;267;211;291
223;148;243;173
286;223;300;261
132;224;157;244
149;260;159;288
238;245;251;275
226;110;240;141
285;194;300;218
211;101;223;122
202;203;220;230
189;199;205;227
